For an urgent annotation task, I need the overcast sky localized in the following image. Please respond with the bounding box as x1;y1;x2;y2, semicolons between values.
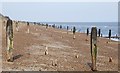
0;0;119;22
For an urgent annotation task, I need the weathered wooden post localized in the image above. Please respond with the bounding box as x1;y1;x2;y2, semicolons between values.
16;22;19;32
87;28;89;36
67;26;69;34
60;25;62;29
101;34;102;37
6;17;14;62
46;23;48;29
108;29;111;39
45;46;48;55
90;27;97;71
67;26;69;30
34;22;36;25
98;29;101;37
85;28;89;41
73;26;76;39
27;22;29;33
52;24;55;28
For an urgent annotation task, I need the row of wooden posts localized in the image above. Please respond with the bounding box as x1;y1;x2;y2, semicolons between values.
86;28;112;39
43;24;112;39
5;17;113;71
16;21;113;40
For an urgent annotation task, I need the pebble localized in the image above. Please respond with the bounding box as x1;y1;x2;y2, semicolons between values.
109;57;112;62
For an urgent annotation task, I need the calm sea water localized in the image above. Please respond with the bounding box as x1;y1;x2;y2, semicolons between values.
41;22;119;41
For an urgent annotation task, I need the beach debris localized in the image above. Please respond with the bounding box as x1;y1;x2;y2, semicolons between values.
106;41;108;43
52;59;57;66
75;54;79;58
87;28;89;36
45;46;48;55
90;27;97;71
109;57;112;62
98;29;101;37
6;17;14;62
73;26;76;39
85;39;88;41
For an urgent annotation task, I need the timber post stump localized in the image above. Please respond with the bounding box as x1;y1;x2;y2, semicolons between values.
67;26;69;34
27;22;30;33
98;29;101;37
87;28;89;36
73;26;76;39
6;17;14;62
46;23;48;29
90;27;97;71
16;22;19;32
108;29;111;40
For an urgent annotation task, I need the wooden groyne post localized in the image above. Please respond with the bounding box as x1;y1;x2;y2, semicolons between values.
6;17;14;62
98;29;101;37
52;24;55;28
67;26;69;34
46;23;48;29
101;34;102;37
27;22;30;33
60;25;62;29
16;21;19;32
108;29;111;39
67;26;69;30
90;27;97;71
73;26;76;39
87;28;89;36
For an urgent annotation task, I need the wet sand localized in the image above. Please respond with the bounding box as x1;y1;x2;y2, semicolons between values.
1;18;119;71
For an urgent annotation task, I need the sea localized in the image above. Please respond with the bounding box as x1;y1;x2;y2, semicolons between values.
40;22;119;41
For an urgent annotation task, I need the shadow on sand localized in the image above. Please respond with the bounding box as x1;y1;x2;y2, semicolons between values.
13;54;23;61
87;62;92;69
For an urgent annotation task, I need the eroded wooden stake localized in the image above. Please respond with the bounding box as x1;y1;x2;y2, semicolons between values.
27;22;29;33
90;27;97;71
45;46;48;55
6;17;14;62
73;26;76;39
46;23;48;29
108;29;111;39
87;28;89;36
98;29;101;37
67;26;69;34
16;22;19;32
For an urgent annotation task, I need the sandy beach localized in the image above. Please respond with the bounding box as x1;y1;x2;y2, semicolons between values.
0;16;119;71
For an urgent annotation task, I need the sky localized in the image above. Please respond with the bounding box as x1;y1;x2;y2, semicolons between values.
0;0;119;22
